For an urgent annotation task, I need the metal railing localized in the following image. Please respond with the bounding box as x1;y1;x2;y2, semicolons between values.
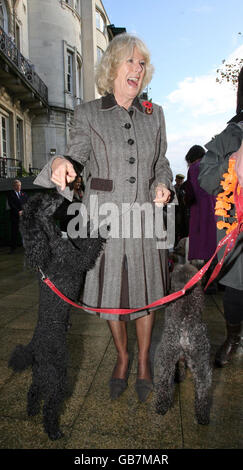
0;157;22;178
28;164;41;176
0;157;41;178
0;26;48;104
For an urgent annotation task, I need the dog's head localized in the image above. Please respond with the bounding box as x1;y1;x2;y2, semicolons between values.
20;191;64;237
174;237;187;257
168;263;204;319
21;192;64;222
170;263;199;292
19;192;64;269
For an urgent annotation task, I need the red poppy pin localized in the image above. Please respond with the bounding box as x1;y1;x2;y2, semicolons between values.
142;100;153;115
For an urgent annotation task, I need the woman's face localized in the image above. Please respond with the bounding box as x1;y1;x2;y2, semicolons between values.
113;46;146;105
74;178;82;189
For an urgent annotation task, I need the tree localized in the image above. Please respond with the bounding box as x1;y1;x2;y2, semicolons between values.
216;33;243;88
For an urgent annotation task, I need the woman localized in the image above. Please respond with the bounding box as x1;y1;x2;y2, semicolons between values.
54;174;85;231
198;67;243;367
184;145;217;264
73;176;85;201
34;33;174;401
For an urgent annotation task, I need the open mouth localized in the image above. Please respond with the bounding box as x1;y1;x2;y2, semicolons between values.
127;77;139;88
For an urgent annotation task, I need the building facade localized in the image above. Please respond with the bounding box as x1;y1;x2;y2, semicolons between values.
0;0;48;178
0;0;124;175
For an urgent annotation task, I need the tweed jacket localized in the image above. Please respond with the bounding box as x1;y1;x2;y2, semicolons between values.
198;120;243;290
34;94;174;320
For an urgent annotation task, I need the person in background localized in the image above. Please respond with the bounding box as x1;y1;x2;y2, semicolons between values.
174;174;185;196
54;173;85;232
34;33;174;402
73;175;85;201
198;66;243;367
184;145;217;270
173;173;186;246
7;179;28;253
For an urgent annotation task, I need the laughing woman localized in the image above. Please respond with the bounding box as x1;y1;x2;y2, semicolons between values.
34;33;174;402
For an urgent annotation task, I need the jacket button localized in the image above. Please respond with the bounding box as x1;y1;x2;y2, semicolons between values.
127;138;134;145
129;176;136;183
129;157;135;164
124;123;131;129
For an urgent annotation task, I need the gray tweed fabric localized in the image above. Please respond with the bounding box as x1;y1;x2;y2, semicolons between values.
34;94;175;320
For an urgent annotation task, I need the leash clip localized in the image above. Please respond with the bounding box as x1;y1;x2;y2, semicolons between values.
38;267;47;281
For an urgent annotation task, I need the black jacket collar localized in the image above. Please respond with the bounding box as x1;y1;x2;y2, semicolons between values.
101;93;144;113
228;110;243;123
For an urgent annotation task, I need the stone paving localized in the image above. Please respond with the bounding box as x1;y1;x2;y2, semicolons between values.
0;246;242;450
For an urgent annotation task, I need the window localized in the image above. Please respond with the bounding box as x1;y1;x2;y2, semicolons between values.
67;51;73;94
65;43;83;102
96;10;105;33
0;0;8;33
16;119;23;163
15;22;20;50
76;57;83;102
0;114;9;158
63;1;80;16
0;6;4;29
97;46;103;64
74;0;80;12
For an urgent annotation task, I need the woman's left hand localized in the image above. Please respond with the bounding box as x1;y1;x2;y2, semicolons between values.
153;184;171;207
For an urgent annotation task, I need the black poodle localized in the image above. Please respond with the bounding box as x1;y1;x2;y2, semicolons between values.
8;192;104;440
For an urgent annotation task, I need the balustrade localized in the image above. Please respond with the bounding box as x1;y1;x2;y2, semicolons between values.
0;26;48;104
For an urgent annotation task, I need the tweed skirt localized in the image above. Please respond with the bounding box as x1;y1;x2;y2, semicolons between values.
80;219;170;321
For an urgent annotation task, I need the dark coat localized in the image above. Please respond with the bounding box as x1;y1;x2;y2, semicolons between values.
198;121;243;289
8;190;28;219
185;160;217;261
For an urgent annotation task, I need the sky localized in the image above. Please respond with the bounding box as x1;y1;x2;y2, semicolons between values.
102;0;243;180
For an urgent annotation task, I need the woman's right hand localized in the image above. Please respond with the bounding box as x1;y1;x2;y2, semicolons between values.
51;157;77;191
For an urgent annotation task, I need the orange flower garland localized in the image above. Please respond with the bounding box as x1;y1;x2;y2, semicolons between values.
215;158;240;234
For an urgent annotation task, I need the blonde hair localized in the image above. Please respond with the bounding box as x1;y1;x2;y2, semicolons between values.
95;33;154;96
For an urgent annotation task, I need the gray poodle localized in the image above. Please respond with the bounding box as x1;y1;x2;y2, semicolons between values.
155;263;212;425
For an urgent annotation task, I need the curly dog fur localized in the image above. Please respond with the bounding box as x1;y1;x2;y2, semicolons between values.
155;263;212;425
8;192;104;440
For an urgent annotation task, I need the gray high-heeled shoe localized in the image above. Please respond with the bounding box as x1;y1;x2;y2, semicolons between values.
109;377;128;400
135;379;153;402
109;360;130;400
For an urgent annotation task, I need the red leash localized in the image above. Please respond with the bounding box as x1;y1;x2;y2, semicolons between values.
41;183;243;315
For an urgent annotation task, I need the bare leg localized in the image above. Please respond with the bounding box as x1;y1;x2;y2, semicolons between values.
107;320;129;379
135;312;155;381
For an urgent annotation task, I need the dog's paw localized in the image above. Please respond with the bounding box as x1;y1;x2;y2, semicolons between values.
155;399;170;416
27;407;40;417
48;429;64;440
196;414;210;425
27;402;40;417
195;398;211;425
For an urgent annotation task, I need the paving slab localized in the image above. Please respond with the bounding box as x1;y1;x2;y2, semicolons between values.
0;248;242;451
